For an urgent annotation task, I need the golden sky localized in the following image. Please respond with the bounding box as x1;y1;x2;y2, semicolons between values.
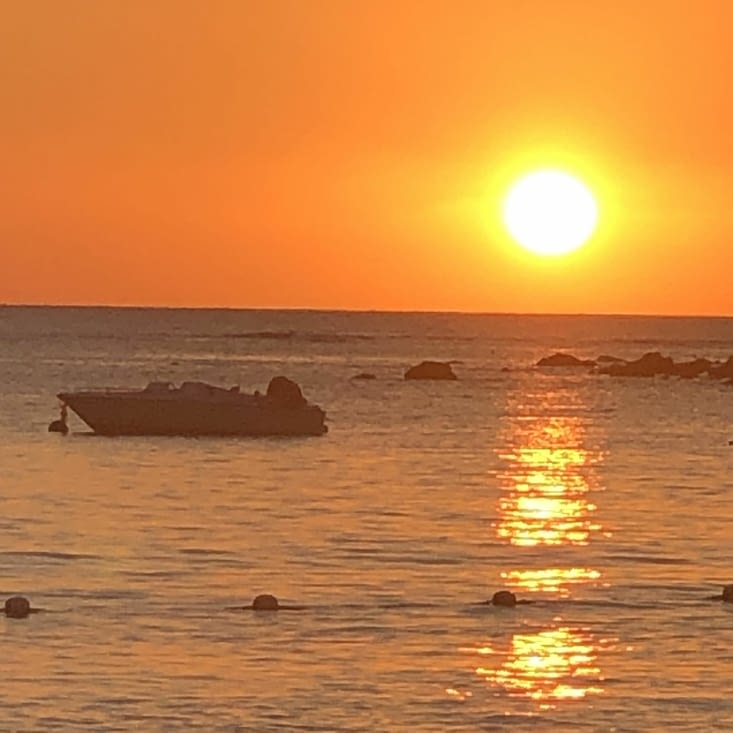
2;0;731;314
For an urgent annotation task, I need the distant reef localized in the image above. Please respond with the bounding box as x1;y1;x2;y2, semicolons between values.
351;372;376;380
404;360;458;380
535;351;733;380
536;352;595;368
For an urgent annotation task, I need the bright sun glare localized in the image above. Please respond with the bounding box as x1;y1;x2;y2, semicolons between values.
503;170;598;256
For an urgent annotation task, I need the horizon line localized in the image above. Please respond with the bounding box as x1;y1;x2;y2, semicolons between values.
1;302;731;319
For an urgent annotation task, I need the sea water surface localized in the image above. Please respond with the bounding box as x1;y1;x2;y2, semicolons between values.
1;307;732;731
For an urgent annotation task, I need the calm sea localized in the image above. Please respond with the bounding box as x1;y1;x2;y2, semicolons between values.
1;306;732;731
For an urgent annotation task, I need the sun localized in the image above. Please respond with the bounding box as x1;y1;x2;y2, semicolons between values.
503;170;598;256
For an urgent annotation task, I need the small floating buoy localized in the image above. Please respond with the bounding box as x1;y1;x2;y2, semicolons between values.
48;405;69;435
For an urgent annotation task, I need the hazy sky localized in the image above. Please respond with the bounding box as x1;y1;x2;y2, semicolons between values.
2;0;731;314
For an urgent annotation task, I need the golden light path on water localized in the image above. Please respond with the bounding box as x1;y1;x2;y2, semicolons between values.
494;411;605;597
495;416;602;552
467;399;613;709
470;627;606;710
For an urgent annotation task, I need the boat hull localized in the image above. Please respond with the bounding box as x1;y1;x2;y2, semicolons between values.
58;392;327;437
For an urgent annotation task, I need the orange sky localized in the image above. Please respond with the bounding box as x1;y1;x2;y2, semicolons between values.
2;0;732;314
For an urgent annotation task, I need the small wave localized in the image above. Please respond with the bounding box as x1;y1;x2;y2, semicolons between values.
425;334;477;342
303;332;375;344
120;569;186;579
220;330;295;340
374;601;440;610
198;330;376;344
584;336;733;350
178;548;234;556
48;589;148;601
0;550;100;561
561;598;662;610
604;553;691;565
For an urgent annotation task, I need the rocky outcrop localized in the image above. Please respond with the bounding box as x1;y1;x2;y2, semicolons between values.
599;351;675;377
404;360;457;380
596;354;626;364
536;352;595;368
671;358;712;379
266;376;307;406
709;356;733;380
531;349;733;382
597;352;733;379
351;372;376;380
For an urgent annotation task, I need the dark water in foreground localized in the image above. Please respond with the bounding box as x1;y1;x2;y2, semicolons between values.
1;307;732;731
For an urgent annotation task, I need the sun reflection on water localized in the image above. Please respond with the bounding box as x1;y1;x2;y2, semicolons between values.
495;416;602;548
468;626;608;709
501;567;601;595
465;396;613;709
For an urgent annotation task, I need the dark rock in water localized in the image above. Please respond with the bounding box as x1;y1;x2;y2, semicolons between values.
633;352;674;375
599;351;675;377
536;352;595;368
48;405;69;435
709;356;733;380
490;590;517;607
351;372;376;380
48;419;68;435
596;352;726;379
723;585;733;603
266;376;306;406
404;361;457;380
4;595;31;619
671;358;712;379
252;593;279;611
596;354;626;364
